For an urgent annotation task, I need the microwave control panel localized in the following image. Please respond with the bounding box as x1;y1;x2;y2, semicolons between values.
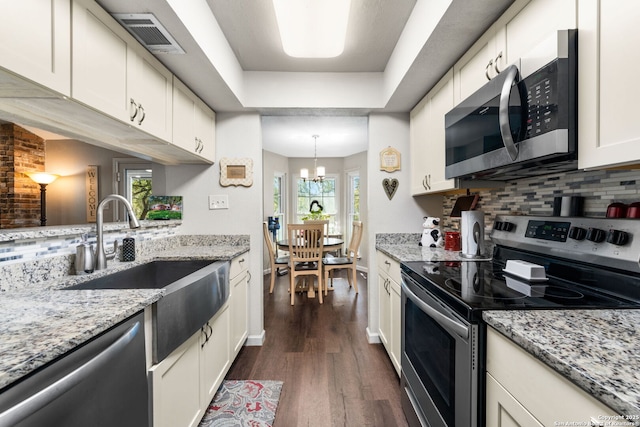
524;60;561;138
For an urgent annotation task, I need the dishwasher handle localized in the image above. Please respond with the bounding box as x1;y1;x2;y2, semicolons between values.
0;322;141;427
401;279;469;340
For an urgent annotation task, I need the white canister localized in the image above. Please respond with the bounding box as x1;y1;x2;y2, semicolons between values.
461;210;485;258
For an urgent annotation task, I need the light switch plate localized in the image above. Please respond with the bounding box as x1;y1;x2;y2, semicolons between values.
208;195;229;210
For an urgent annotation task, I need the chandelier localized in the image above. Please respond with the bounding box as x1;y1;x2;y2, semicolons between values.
300;135;325;182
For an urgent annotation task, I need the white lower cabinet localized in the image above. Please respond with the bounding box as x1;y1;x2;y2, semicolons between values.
150;253;249;427
376;250;401;376
486;327;617;426
149;332;203;427
200;306;231;410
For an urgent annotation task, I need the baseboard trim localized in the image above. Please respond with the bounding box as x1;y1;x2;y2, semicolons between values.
245;330;266;346
366;327;381;344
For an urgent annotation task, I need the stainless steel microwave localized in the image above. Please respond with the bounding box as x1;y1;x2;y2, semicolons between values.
445;29;577;181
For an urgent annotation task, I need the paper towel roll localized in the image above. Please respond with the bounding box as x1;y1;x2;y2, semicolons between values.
461;210;485;258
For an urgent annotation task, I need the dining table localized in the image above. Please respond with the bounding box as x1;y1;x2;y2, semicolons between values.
277;237;344;298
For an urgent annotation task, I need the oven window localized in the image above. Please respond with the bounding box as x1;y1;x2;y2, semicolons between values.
405;296;456;425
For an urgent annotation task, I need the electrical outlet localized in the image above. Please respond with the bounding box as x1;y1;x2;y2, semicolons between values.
208;195;229;210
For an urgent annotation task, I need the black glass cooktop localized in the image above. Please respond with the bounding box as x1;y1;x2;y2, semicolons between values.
401;246;640;320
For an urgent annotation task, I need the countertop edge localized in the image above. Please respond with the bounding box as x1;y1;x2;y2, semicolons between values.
483;310;640;418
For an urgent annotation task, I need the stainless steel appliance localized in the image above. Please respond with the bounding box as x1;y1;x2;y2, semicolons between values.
0;312;148;427
445;29;577;181
400;215;640;427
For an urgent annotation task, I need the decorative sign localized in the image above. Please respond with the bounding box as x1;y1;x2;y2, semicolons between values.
220;157;253;187
383;178;399;200
380;146;401;172
86;165;98;222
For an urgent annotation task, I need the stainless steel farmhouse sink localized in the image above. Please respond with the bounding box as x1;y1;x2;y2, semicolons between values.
65;260;230;363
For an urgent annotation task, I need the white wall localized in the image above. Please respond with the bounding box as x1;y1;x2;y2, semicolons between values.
156;112;265;345
45;139;138;225
366;113;443;341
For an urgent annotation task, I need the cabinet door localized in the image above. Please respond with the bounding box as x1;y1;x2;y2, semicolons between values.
72;0;131;123
201;306;230;410
149;333;202;427
195;98;216;162
378;272;390;348
0;0;71;96
230;271;249;358
172;77;197;151
389;278;402;376
454;31;499;103
486;374;544;427
410;71;455;195
579;0;640;169
129;51;173;141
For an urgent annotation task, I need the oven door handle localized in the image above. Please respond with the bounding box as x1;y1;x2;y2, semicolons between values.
402;280;469;340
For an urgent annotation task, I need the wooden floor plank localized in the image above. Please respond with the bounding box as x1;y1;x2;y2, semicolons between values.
225;270;408;427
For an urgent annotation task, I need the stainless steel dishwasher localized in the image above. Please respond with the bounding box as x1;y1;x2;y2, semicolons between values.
0;312;148;427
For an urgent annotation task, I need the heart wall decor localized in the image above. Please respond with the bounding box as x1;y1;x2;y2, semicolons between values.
382;178;399;200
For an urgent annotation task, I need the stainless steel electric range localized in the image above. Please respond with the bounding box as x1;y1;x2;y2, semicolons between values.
400;215;640;427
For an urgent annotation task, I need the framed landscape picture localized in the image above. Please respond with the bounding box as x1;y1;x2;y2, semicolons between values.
146;196;183;220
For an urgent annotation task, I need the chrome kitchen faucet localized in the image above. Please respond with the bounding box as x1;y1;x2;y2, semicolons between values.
95;194;141;270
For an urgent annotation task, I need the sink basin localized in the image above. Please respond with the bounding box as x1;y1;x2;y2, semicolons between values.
64;259;230;363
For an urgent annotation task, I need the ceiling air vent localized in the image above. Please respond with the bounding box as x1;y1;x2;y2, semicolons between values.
112;13;185;54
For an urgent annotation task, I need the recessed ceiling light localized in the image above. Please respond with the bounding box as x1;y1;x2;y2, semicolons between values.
272;0;352;58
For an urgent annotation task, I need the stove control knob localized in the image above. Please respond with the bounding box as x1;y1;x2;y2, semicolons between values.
607;229;630;246
586;227;606;243
502;221;515;232
568;226;586;240
494;221;504;231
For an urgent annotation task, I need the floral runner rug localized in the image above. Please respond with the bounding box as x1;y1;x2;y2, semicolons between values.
198;380;283;427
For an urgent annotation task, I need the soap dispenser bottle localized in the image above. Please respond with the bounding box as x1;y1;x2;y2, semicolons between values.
75;234;95;275
122;234;136;262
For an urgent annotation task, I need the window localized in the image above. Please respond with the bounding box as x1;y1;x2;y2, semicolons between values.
114;159;152;221
296;177;337;233
271;172;286;241
346;170;360;246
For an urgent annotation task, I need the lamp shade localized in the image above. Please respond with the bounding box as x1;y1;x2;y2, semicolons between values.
316;166;325;177
300;168;309;180
27;172;59;185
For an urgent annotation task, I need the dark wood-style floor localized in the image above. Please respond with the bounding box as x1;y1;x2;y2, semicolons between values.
225;269;409;427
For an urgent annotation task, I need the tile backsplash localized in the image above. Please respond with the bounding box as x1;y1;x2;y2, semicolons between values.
442;168;640;230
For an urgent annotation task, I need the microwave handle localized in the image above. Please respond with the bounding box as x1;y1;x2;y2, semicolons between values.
498;64;520;161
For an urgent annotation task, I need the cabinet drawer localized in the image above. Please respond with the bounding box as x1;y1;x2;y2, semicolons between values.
229;254;249;280
376;251;400;280
487;328;616;426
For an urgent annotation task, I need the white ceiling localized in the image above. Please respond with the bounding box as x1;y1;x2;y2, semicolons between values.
93;0;515;157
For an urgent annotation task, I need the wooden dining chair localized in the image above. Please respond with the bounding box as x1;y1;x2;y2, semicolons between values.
323;221;363;294
287;223;325;305
263;221;289;293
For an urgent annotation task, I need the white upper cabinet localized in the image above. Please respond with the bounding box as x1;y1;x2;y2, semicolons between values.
578;0;640;169
0;0;71;96
410;70;455;195
454;0;577;104
173;77;216;163
71;0;172;142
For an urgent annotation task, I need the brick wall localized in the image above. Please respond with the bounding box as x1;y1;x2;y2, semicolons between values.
0;124;45;228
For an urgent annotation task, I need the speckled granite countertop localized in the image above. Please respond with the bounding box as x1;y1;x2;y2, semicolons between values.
376;244;492;262
484;310;640;418
0;242;249;392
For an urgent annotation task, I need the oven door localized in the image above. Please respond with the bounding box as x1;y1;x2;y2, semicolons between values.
400;273;479;427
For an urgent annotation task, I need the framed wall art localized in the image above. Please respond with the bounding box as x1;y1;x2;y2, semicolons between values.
220;157;254;187
380;146;401;172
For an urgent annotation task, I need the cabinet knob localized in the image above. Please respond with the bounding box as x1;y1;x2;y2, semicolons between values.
129;98;138;122
494;51;503;74
423;174;431;190
137;104;145;125
485;59;494;80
